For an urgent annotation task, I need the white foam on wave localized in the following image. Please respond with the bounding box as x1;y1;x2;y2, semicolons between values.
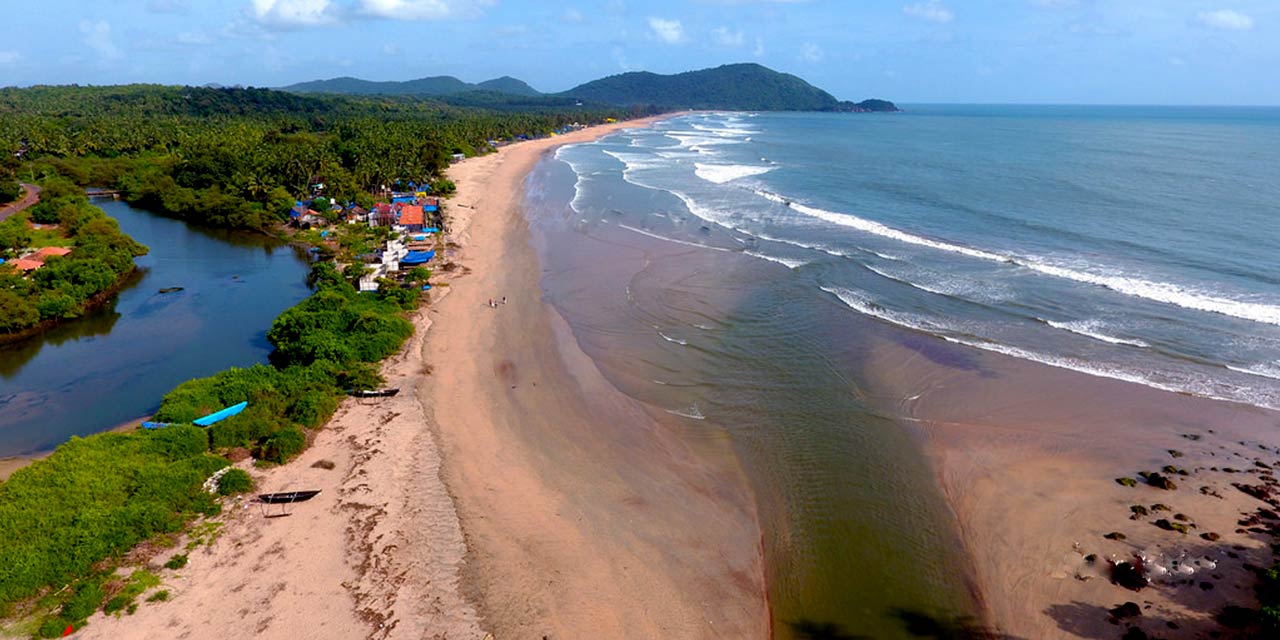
1227;362;1280;381
745;251;807;269
758;189;1280;327
1043;319;1150;348
617;223;732;253
820;285;1278;410
819;286;952;334
941;336;1279;411
694;163;775;184
657;329;688;346
666;404;706;420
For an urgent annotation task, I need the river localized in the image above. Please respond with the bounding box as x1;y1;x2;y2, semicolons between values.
0;199;311;458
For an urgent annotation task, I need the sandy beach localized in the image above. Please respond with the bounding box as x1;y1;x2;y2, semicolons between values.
76;116;768;639
863;335;1280;638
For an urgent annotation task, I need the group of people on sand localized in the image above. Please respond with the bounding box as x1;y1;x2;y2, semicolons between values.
487;296;506;308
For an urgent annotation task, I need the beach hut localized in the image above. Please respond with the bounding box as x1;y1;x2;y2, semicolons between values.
398;205;426;232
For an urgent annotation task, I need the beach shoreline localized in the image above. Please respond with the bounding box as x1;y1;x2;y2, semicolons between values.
860;331;1280;638
73;114;768;639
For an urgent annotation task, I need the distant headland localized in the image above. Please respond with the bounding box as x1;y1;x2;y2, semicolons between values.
282;63;899;113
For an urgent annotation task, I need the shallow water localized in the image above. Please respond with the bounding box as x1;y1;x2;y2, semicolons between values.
0;200;310;457
527;106;1280;636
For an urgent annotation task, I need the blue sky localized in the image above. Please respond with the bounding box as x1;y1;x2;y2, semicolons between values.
2;1;1276;104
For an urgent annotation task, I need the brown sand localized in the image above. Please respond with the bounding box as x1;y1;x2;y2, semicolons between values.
428;117;768;638
75;116;767;639
863;336;1280;638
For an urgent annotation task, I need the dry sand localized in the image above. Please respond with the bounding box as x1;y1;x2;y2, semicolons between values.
863;337;1280;638
75;116;767;639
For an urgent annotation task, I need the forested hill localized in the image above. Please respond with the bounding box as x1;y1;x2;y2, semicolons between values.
561;63;895;111
281;63;898;112
283;75;542;97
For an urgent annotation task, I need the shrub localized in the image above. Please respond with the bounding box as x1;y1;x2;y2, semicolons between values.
164;553;189;570
257;427;306;464
145;590;169;603
216;469;253;496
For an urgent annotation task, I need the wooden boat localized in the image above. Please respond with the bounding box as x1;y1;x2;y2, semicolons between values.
158;287;184;294
351;388;400;398
257;490;321;504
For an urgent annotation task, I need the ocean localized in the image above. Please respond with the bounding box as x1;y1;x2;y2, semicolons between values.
524;106;1280;637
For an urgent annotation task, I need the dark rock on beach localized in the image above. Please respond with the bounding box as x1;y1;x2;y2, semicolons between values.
1111;560;1147;591
1109;601;1141;619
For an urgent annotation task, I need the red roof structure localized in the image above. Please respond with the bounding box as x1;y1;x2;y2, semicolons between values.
12;258;44;272
399;205;425;227
32;246;71;260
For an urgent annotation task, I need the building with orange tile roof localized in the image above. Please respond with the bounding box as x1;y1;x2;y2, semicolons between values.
398;205;425;231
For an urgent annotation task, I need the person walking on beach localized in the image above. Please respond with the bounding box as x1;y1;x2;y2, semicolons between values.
501;296;507;304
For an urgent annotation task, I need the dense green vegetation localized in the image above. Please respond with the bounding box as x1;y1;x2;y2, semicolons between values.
0;180;20;203
0;425;225;632
0;260;416;635
0;176;148;336
284;74;542;97
0;85;653;233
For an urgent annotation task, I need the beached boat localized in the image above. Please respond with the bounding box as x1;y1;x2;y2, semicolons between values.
193;401;248;426
350;388;399;398
258;490;321;504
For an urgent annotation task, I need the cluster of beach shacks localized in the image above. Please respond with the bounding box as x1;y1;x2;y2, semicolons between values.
289;192;444;293
0;245;71;274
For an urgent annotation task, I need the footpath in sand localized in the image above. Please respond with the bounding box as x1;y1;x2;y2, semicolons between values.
79;117;767;640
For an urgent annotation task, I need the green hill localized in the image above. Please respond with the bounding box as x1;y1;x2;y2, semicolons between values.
280;64;898;112
558;63;896;112
474;76;541;96
281;75;541;97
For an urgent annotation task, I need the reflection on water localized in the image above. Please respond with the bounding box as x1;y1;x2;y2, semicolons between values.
0;201;310;457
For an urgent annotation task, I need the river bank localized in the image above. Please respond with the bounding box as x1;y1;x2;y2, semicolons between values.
76;114;768;639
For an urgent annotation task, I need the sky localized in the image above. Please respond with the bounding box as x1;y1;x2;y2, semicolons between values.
1;0;1277;104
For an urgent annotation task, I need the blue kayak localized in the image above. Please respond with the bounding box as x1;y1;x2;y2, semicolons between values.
193;401;248;426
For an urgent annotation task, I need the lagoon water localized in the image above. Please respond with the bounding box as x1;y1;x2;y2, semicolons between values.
528;107;1280;636
0;200;310;458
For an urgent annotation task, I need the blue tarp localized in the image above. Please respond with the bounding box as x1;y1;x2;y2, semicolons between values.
424;205;438;212
412;234;427;241
422;227;439;234
421;284;432;291
392;196;415;204
400;250;435;266
193;401;249;427
141;421;173;430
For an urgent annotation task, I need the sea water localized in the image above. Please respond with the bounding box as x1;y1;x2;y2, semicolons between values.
526;107;1280;637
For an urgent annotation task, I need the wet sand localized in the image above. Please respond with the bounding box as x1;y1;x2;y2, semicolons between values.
863;332;1280;638
432;118;769;638
73;116;766;639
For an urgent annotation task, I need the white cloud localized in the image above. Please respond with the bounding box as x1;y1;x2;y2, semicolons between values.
1030;0;1077;7
358;0;493;21
648;17;684;44
753;36;765;57
175;31;214;45
383;43;402;55
79;20;123;60
1195;9;1254;31
711;26;745;46
800;42;823;62
147;0;191;12
0;51;20;65
251;0;334;26
903;1;953;23
563;8;584;23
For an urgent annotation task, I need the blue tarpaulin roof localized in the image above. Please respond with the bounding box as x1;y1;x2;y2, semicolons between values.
400;250;435;266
